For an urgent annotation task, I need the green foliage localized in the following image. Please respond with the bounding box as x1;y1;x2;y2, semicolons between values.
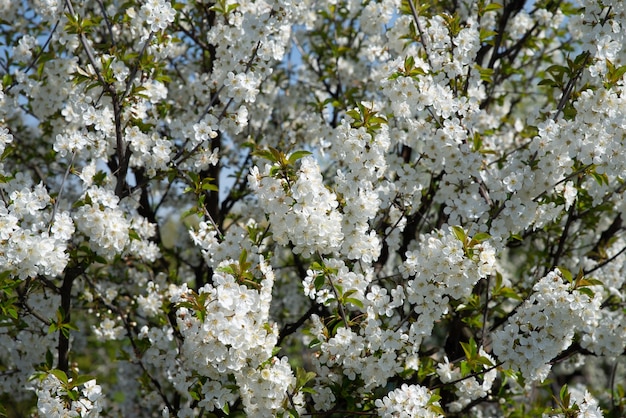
48;307;79;339
345;102;388;136
253;146;312;182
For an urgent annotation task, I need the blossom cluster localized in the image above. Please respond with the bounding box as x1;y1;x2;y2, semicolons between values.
34;373;104;418
436;349;498;413
491;270;600;382
0;177;71;279
3;0;626;416
401;227;496;349
375;383;443;418
74;187;131;261
249;156;344;257
166;258;302;416
330;120;387;263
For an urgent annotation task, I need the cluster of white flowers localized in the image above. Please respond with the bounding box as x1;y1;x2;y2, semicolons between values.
129;215;161;262
140;0;176;32
375;383;443;418
13;34;37;63
289;157;344;256
92;316;125;341
543;385;603;418
492;270;600;382
0;177;71;279
137;281;165;318
82;106;115;135
74;187;130;260
0;292;59;402
570;1;624;78
401;227;496;349
224;71;261;103
126;126;173;177
54;130;90;157
169;258;301;416
580;308;626;357
188;220;223;266
4;0;626;414
436;349;497;413
303;257;370;305
35;373;104;418
311;310;407;392
178;118;221;171
249;156;343;257
330;120;387;262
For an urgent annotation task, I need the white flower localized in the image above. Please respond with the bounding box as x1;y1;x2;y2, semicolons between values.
563;181;577;210
375;384;443;418
142;0;176;32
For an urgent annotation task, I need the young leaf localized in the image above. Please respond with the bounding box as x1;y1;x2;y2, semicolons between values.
50;369;69;385
287;150;312;164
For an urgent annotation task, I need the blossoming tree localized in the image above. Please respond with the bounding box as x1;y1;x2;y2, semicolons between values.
1;0;626;416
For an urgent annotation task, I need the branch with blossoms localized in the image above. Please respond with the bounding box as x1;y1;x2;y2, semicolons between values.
3;0;626;417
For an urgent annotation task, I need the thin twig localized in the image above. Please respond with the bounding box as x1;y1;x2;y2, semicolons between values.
48;152;76;233
406;0;433;70
6;20;60;92
96;0;116;46
326;272;349;328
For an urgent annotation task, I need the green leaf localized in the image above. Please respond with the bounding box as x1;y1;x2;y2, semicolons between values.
50;369;69;384
46;350;54;369
0;270;11;282
189;389;201;401
589;170;609;186
128;229;141;241
576;277;603;287
252;149;276;162
344;297;364;308
475;65;494;83
200;177;218;192
460;360;471;375
538;78;558;87
476;355;495;367
218;265;235;275
429;404;446;416
479;29;497;43
66;388;79;401
575;287;594;298
472;232;491;243
70;374;95;388
560;384;570;407
314;274;326;290
1;74;12;88
460;339;475;360
295;367;316;389
6;306;17;320
484;3;503;12
557;266;572;283
451;226;466;243
310;261;323;270
404;55;415;74
239;248;248;266
287;150;312;164
308;338;321;349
